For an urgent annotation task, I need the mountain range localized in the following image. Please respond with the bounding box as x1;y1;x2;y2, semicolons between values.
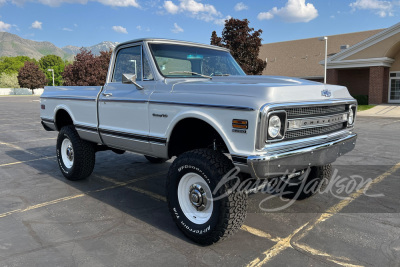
0;32;118;61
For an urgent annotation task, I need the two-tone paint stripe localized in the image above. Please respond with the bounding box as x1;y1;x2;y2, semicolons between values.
98;128;167;145
40;96;255;111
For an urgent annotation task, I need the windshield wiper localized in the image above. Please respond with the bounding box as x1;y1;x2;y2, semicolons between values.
211;73;230;76
168;71;212;79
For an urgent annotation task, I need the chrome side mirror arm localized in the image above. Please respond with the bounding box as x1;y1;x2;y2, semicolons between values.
122;74;144;90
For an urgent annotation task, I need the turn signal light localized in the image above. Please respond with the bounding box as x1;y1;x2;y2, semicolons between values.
232;119;248;129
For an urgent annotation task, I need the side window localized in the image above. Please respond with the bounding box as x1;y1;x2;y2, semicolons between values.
113;46;142;82
143;52;154;81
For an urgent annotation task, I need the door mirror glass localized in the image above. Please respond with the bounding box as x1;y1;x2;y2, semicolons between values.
122;74;137;84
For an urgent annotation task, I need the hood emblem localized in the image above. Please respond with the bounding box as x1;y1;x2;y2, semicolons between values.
321;89;332;97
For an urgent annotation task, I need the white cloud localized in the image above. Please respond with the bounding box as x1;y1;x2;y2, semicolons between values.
164;0;179;14
163;0;223;24
63;27;73;31
31;20;42;29
98;0;139;7
136;25;142;30
0;21;12;32
112;25;128;34
171;22;183;33
234;2;248;11
350;0;394;17
8;0;140;8
214;15;231;25
257;12;274;20
258;0;318;23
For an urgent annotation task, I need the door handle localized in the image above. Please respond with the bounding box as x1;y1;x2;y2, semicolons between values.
102;93;112;97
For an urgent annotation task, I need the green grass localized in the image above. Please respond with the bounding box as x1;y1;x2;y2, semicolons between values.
358;105;375;112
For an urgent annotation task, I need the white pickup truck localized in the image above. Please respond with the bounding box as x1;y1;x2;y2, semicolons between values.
40;38;357;245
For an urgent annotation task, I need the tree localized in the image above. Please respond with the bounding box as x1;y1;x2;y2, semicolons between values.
210;31;222;46
0;73;20;88
39;55;66;86
62;49;112;86
210;18;266;75
17;62;47;93
0;56;37;74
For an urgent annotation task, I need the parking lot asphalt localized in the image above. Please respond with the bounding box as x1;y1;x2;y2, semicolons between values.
0;96;399;267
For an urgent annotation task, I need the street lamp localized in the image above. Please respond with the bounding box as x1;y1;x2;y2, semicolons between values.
318;36;328;84
47;69;55;86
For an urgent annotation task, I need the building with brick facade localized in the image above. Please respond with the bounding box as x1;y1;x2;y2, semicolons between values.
259;22;400;104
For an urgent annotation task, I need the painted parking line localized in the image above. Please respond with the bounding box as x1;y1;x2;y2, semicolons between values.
0;129;41;134
0;122;39;126
0;171;166;219
246;162;400;267
292;242;363;267
0;156;56;167
240;225;281;243
0;138;56;145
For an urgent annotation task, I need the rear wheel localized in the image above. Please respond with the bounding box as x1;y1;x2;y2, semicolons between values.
167;149;247;245
144;155;167;164
56;125;95;181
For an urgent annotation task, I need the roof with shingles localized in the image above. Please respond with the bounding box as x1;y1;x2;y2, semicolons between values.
259;29;384;78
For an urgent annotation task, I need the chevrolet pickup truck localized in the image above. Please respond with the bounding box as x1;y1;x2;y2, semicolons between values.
40;38;357;245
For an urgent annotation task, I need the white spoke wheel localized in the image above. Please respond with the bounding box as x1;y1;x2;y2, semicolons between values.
61;138;74;169
166;149;248;246
56;125;96;181
178;172;213;224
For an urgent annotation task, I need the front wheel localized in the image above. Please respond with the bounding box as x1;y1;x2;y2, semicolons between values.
166;149;247;245
56;125;96;181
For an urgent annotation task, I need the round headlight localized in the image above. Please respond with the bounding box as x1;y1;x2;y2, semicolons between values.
348;109;354;125
268;115;281;138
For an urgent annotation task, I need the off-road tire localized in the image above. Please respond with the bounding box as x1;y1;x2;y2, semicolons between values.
144;155;167;164
166;149;248;245
56;125;96;181
277;164;332;200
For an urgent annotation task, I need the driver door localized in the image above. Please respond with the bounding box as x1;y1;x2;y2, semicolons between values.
98;44;154;153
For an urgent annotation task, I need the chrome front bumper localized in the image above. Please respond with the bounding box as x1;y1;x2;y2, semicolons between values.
246;133;357;179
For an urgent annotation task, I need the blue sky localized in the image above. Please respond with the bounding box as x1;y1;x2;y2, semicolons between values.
0;0;399;48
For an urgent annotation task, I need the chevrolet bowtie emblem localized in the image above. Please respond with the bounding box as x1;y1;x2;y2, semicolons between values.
321;89;332;97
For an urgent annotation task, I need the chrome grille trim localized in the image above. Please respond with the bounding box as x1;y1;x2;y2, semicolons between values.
286;104;346;118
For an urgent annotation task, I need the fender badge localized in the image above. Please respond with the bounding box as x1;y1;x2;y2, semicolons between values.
321;89;332;97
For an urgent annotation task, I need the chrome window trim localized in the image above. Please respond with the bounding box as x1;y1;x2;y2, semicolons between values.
256;99;357;150
111;43;143;83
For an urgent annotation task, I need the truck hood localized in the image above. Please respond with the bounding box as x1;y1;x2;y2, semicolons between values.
167;75;352;104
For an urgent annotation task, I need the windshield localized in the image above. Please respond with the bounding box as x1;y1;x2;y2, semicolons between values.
148;43;246;78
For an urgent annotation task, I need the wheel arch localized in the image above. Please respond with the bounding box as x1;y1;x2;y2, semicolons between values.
167;112;232;158
54;105;75;131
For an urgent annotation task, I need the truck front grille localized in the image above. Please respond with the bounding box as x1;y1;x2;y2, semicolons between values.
286;105;346;118
285;123;344;140
282;104;348;141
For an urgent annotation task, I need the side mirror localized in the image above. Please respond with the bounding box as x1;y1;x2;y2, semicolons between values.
122;73;144;90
